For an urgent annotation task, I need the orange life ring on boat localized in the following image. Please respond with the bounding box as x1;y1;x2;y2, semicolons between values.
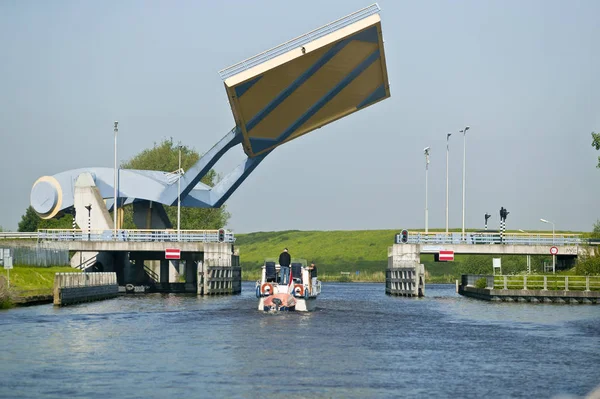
293;284;304;297
261;283;273;296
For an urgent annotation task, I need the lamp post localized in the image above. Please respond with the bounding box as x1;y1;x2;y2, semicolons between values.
540;218;556;274
424;146;430;233
113;121;118;240
540;218;555;243
85;204;92;242
445;133;451;234
177;144;182;241
460;126;470;240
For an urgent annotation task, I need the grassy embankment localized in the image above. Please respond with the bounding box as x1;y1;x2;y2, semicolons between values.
235;229;589;282
0;266;77;308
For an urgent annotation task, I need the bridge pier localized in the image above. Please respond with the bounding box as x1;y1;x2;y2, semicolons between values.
386;244;425;297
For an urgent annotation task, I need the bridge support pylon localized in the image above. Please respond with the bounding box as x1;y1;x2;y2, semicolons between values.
386;244;425;297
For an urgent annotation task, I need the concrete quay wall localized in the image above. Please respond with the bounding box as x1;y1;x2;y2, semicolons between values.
53;272;118;306
458;278;600;304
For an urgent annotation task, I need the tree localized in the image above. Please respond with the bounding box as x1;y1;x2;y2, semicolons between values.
18;206;74;232
18;206;40;232
593;220;600;238
120;138;230;229
593;132;600;168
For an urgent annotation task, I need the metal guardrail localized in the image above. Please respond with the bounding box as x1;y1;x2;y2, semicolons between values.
0;232;39;239
403;232;583;246
3;229;237;243
218;3;381;80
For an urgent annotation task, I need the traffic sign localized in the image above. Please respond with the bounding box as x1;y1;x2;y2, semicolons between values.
3;256;13;270
165;248;181;260
439;250;454;262
550;246;558;255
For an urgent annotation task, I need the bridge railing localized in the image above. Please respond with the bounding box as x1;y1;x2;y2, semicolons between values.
463;274;600;291
36;229;235;243
0;232;39;240
405;232;583;246
218;4;381;80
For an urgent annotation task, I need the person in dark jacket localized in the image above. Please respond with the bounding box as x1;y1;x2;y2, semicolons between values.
278;248;291;284
308;261;318;295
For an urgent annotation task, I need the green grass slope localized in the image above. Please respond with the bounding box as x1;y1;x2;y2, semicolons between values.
236;229;394;275
234;229;586;282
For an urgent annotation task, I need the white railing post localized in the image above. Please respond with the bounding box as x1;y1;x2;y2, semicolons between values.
503;275;507;290
543;276;547;291
586;276;590;292
523;276;527;290
565;276;569;291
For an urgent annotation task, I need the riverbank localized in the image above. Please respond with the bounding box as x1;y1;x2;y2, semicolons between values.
0;265;77;308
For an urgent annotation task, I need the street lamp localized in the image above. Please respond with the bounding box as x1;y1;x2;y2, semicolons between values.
177;144;182;241
85;204;92;242
540;218;555;243
424;147;430;233
540;218;556;273
445;133;451;234
113;121;118;240
460;126;470;240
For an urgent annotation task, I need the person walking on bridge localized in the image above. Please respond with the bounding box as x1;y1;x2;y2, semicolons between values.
279;248;291;285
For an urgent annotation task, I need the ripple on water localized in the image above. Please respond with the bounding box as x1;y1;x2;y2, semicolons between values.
1;283;599;399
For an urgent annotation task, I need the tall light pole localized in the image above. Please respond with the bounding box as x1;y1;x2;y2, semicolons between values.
177;144;182;241
460;126;470;239
540;218;555;243
540;218;556;274
113;121;118;240
445;133;451;234
424;147;430;233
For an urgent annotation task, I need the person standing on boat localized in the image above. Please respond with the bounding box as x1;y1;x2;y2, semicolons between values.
279;248;291;285
309;261;318;295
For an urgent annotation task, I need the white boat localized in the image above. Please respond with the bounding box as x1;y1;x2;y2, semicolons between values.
256;259;321;312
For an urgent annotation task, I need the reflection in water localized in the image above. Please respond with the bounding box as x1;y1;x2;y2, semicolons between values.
0;283;599;399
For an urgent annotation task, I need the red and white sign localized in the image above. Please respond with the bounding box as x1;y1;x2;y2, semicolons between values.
165;248;181;260
439;250;454;262
550;246;558;255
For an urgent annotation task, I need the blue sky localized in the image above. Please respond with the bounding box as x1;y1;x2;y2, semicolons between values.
1;0;599;233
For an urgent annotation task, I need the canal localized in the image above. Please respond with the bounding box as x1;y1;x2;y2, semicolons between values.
1;283;599;398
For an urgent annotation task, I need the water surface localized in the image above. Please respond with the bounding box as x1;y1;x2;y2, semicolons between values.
1;283;599;398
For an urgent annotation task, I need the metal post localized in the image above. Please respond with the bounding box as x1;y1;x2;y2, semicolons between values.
540;218;555;244
177;144;181;241
445;133;451;234
552;254;556;274
113;121;118;240
424;147;430;233
72;209;76;241
85;204;92;242
461;126;470;240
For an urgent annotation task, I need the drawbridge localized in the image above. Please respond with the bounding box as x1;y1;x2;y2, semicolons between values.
30;4;391;226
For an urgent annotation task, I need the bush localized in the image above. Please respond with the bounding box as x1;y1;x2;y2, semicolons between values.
574;246;600;275
0;276;13;309
475;278;487;289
